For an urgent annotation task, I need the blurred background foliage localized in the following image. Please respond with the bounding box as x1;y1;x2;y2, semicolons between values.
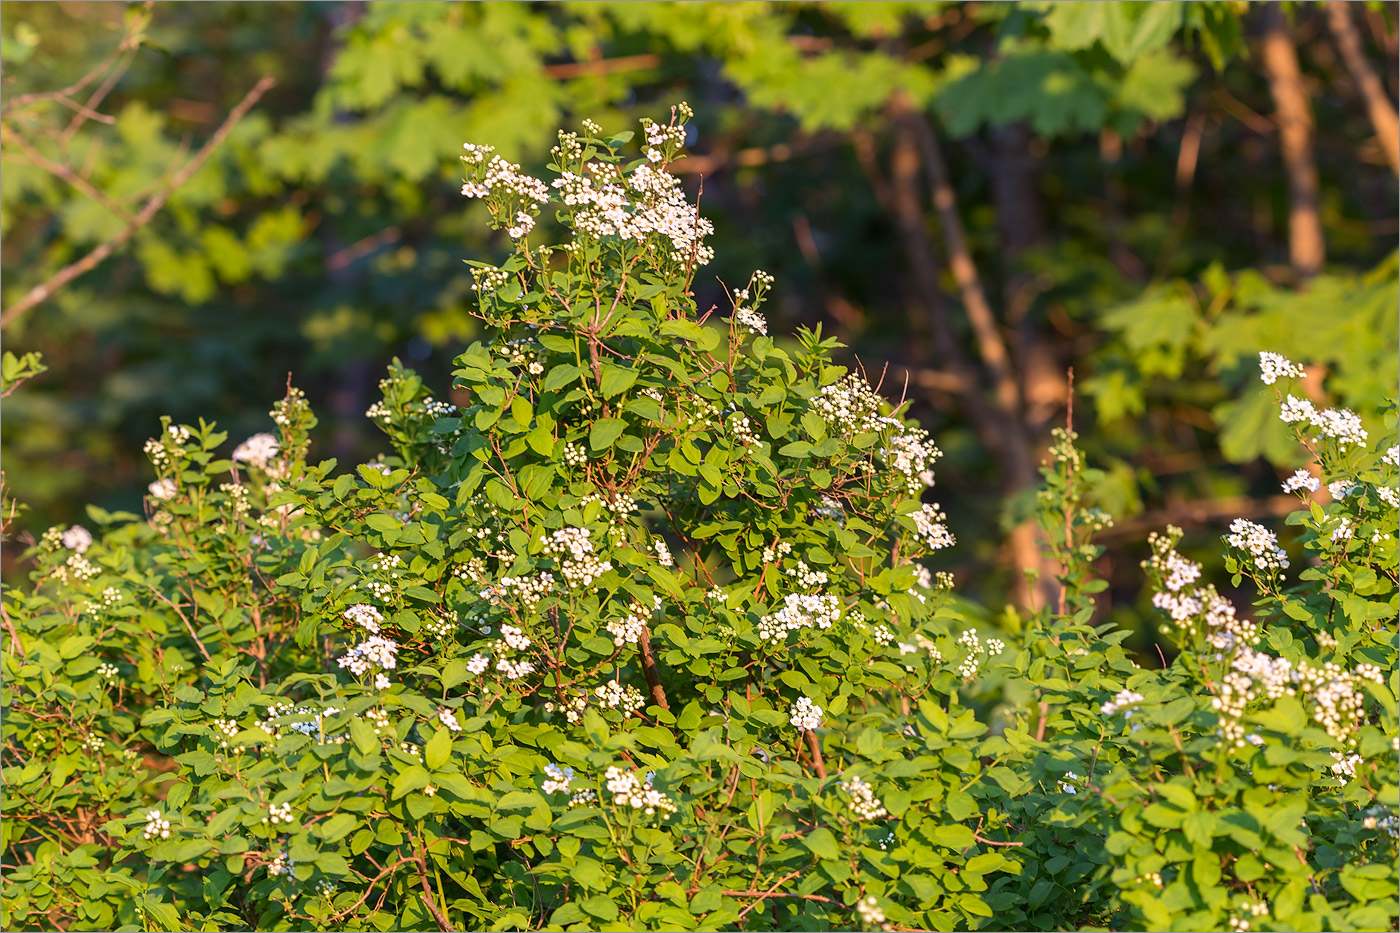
2;0;1396;652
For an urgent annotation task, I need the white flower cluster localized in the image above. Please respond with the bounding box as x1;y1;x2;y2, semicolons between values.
267;851;293;877
336;635;399;688
789;696;824;731
1057;771;1080;794
642;116;687;162
343;603;383;634
563;442;587;467
606;603;653;647
98;661;119;680
1330;517;1354;543
956;628;988;679
61;525;93;553
142;809;171;840
595;680;646;714
911;503;956;552
812;373;900;437
856;895;886;928
840;774;888;820
459;144;550;236
762;540;794;563
1145;530;1259;658
1281;469;1319;494
654;538;673;567
1378;486;1400;508
1361;806;1399;840
1258;351;1305;385
543;526;613;587
1225;518;1290;572
881;428;941;494
1101;689;1145;717
212;718;246;754
548;143;714;264
734;306;767;335
604;766;677;818
483;572;555;614
148;477;177;500
1330;751;1363;785
784;560;829;589
438;708;462;732
496;656;537;680
1329;480;1358;499
810;495;845;523
726;411;759;446
263;802;295;827
541;763;576;795
232;433;280;469
1277;395;1369;449
756;592;840;642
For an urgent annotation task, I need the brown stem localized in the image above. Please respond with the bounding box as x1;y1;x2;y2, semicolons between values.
1;75;276;327
636;626;670;711
1260;3;1325;278
803;729;827;779
1326;1;1400;175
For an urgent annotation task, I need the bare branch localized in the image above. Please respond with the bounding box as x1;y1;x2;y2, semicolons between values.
1;76;276;328
1;126;137;224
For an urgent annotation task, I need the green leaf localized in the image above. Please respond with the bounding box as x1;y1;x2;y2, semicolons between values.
392;765;431;800
600;363;638;398
589;417;628;451
802;827;840;861
425;727;452;771
316;812;358;843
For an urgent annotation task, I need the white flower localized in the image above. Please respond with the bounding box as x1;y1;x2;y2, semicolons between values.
1330;517;1354;543
1328;480;1359;500
1281;469;1319;494
912;503;955;551
437;708;462;732
1378;486;1399;508
141;809;171;840
654;539;673;567
541;763;576;795
1278;395;1316;424
1225;518;1290;571
466;653;490;675
856;895;886;927
1057;771;1080;794
232;433;280;468
734;306;767;335
343;603;383;634
840;774;887;820
1102;689;1145;717
1258;351;1305;385
1311;407;1368;449
61;525;92;553
148;477;177;500
789;696;823;731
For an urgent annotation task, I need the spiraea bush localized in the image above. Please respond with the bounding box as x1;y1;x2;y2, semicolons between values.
2;109;1396;933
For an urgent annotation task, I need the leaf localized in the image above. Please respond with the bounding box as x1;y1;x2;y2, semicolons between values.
801;827;840;861
589;417;628;451
425;727;452;771
316;812;358;843
600;363;638;398
392;765;431;800
542;364;583;393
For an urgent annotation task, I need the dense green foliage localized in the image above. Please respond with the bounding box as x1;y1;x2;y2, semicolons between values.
3;113;1396;932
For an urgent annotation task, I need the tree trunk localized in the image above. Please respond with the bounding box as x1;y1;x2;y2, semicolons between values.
1260;2;1325;278
1326;1;1400;176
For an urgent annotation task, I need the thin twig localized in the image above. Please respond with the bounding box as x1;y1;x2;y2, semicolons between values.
2;75;275;328
1;127;137;224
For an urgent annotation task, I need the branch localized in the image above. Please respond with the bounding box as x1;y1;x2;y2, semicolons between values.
1;75;275;328
1;126;137;224
1326;1;1400;175
541;53;660;81
636;626;670;711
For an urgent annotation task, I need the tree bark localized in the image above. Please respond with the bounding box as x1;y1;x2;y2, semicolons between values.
882;98;1056;610
1260;3;1325;278
1326;0;1400;176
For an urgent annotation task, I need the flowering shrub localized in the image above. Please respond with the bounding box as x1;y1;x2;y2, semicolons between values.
2;112;1395;932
